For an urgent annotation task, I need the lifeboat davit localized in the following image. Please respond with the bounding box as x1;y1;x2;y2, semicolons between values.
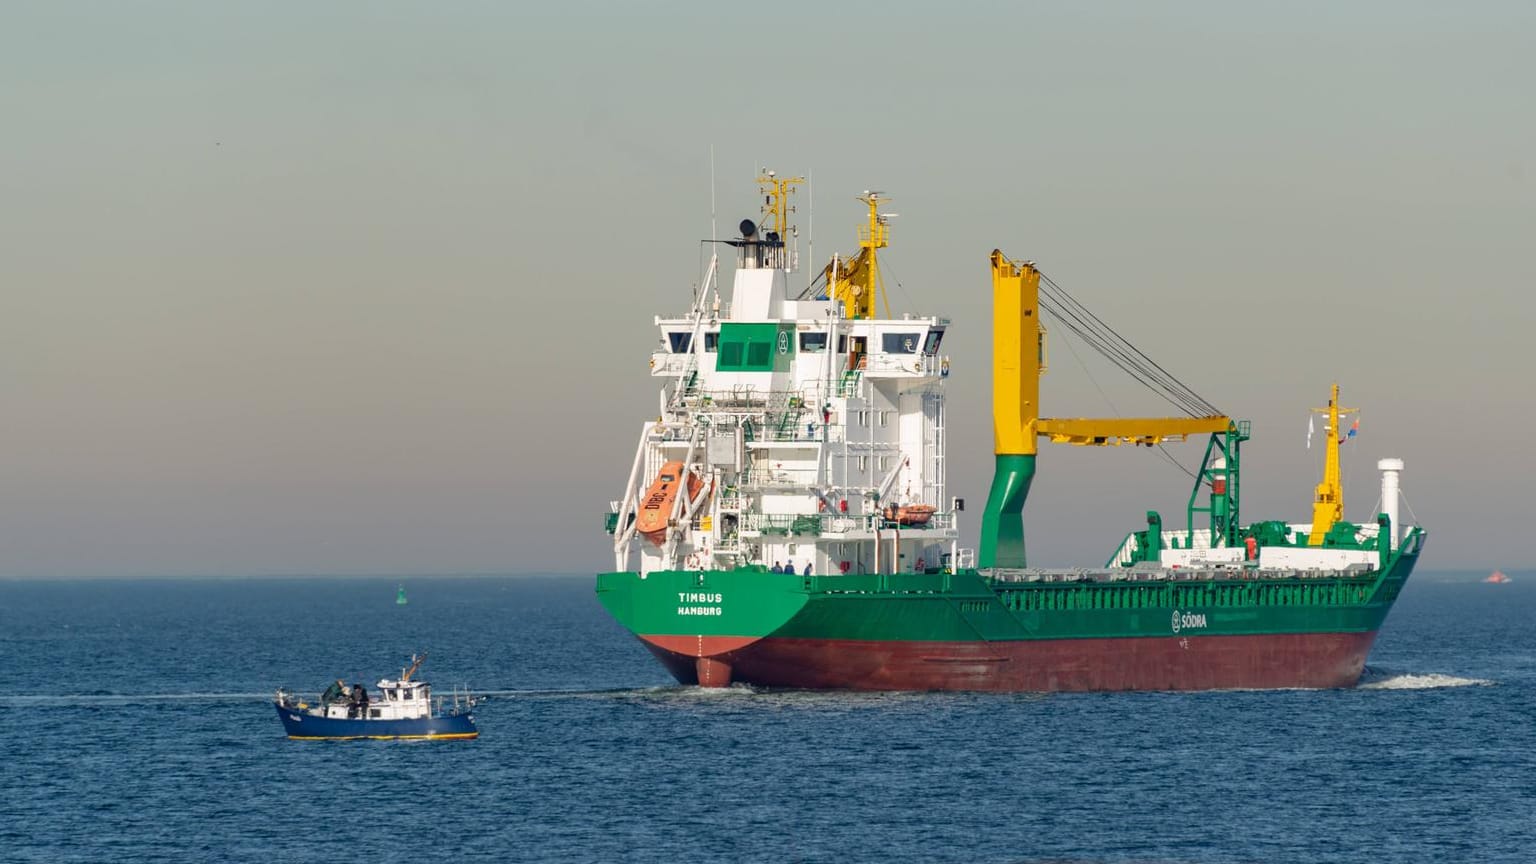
635;461;706;547
882;503;937;527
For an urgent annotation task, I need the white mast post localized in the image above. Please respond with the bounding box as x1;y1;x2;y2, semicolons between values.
1377;458;1404;550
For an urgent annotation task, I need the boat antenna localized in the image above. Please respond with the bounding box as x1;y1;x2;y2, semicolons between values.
710;144;717;244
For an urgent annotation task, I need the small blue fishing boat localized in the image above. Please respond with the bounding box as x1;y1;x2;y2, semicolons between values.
274;654;477;740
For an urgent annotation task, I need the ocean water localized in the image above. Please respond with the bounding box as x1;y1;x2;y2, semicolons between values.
1;574;1531;863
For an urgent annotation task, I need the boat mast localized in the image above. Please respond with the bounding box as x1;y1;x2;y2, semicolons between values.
756;169;804;272
1308;383;1354;545
402;653;426;683
823;193;891;320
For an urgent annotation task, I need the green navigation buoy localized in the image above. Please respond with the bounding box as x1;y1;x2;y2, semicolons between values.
396;584;408;605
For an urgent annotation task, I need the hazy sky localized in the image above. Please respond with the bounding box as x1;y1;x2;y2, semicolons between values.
4;2;1531;576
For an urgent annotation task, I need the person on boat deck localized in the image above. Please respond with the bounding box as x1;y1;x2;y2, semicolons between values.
347;683;368;718
321;679;346;705
771;561;782;573
802;561;812;576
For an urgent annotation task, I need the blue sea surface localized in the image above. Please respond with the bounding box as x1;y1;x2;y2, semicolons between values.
1;574;1532;863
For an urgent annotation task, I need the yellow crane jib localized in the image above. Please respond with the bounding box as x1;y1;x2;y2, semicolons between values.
1035;416;1233;446
984;249;1236;569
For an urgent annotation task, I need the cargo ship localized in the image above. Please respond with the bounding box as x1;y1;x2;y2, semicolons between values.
596;172;1425;692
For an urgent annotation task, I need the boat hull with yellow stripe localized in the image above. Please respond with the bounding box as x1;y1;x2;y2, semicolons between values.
274;706;478;741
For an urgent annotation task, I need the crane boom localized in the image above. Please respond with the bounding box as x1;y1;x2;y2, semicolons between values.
1035;416;1231;446
981;250;1239;569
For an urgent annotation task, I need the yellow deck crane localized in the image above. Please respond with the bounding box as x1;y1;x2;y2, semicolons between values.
1307;383;1354;545
981;251;1242;568
818;192;893;320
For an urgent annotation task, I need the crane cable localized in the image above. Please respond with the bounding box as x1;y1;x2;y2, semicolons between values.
1036;269;1222;418
1055;317;1204;484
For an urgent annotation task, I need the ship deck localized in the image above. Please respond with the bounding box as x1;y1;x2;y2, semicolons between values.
981;563;1379;584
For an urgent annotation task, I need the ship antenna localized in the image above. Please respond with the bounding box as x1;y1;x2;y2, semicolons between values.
807;170;813;291
709;144;717;244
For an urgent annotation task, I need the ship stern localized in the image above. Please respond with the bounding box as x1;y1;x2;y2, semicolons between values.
596;568;809;687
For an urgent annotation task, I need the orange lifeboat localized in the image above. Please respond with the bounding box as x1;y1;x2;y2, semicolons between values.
882;503;937;527
635;461;706;546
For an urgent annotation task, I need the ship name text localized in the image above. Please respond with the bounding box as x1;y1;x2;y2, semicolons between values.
678;592;723;616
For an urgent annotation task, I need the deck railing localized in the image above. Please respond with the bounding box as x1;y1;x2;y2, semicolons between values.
1108;522;1393;567
740;511;956;537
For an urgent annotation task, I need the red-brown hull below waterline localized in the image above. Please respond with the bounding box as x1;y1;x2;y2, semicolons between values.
638;632;1381;692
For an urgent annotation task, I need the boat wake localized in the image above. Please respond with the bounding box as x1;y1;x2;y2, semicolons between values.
1357;670;1493;690
0;692;271;708
3;687;685;708
478;685;689;700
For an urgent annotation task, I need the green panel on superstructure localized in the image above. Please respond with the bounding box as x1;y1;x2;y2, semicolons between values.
716;322;794;372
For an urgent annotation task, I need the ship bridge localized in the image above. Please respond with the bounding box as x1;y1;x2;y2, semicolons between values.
611;178;960;578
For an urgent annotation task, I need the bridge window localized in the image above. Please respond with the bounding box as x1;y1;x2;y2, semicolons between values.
882;332;921;354
800;332;828;352
923;329;945;355
704;332;719;353
667;332;692;352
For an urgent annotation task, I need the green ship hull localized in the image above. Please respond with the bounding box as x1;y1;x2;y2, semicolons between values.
596;528;1423;692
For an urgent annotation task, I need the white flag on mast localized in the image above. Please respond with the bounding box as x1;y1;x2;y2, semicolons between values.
1307;414;1314;449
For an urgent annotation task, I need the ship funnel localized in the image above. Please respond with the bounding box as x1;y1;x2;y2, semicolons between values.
1377;458;1404;550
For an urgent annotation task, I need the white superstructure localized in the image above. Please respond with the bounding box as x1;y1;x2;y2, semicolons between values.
609;179;959;577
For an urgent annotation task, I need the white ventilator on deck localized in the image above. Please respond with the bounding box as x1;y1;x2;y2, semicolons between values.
1377;458;1404;550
